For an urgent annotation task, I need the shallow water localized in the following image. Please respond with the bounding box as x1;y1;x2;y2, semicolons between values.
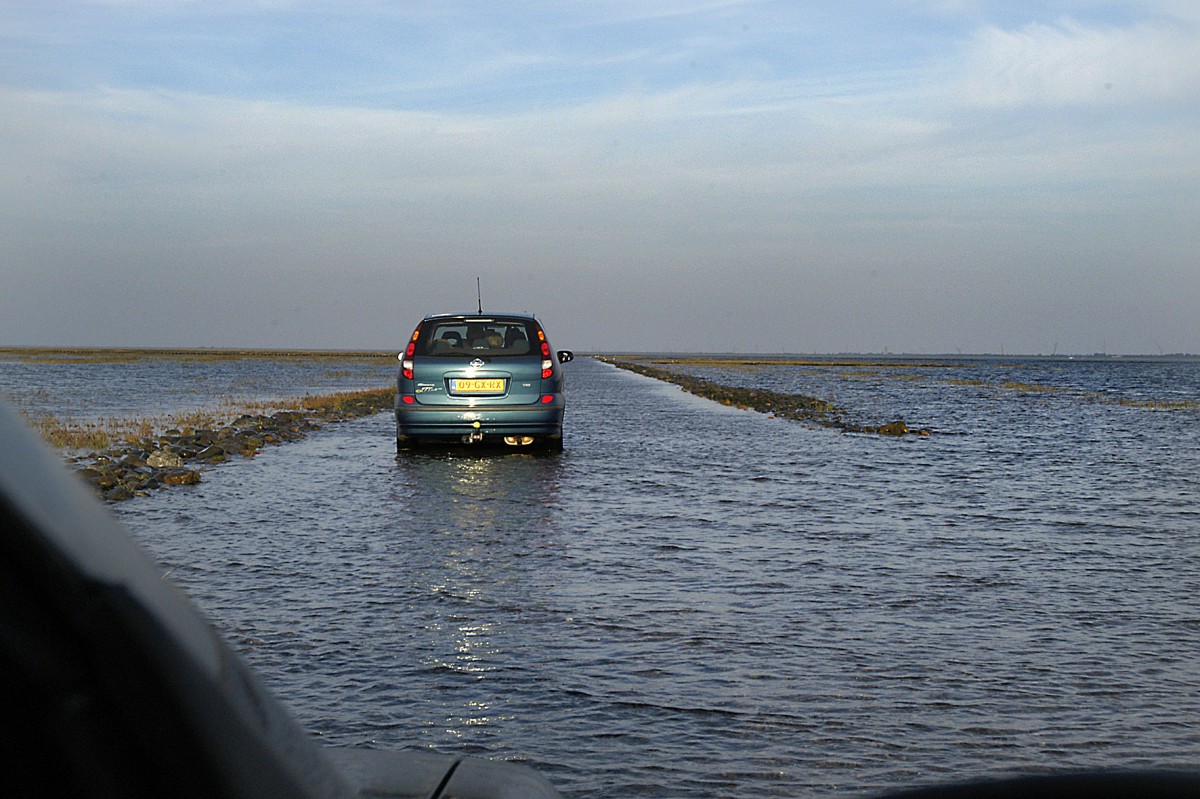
0;352;395;421
21;354;1200;797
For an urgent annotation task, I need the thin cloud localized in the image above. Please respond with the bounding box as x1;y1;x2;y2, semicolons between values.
2;2;1198;352
961;18;1200;107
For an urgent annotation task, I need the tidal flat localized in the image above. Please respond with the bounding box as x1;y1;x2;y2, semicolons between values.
107;355;1200;799
603;353;1200;416
1;347;399;500
3;348;1197;504
0;346;399;422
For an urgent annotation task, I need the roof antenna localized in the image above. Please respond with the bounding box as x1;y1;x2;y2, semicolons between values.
476;277;482;314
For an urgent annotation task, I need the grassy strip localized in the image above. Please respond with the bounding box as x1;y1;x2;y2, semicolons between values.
600;357;928;436
606;356;1197;419
27;410;222;451
26;387;395;453
58;386;396;502
947;378;1198;410
295;387;397;414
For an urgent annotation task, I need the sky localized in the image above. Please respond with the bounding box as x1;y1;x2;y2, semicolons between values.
2;1;1198;354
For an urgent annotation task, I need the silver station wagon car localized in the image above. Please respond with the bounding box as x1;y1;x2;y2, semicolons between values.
395;312;574;451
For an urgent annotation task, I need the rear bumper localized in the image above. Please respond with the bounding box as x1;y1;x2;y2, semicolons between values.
395;399;565;438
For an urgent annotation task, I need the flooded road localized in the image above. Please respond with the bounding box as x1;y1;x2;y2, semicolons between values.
112;356;1200;797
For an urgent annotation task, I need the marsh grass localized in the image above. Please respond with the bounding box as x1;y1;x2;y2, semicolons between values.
949;377;1196;410
24;387;394;451
296;387;395;413
26;414;116;451
27;406;246;450
1109;396;1198;410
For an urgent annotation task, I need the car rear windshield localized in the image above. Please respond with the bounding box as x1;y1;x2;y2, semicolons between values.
418;318;541;358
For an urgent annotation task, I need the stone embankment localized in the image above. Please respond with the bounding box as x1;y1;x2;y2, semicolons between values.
73;389;394;502
602;358;930;436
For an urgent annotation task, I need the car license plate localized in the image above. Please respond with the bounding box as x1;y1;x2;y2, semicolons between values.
450;378;506;394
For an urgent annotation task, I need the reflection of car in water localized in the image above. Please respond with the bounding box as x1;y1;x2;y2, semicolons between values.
395;312;573;452
3;401;1199;799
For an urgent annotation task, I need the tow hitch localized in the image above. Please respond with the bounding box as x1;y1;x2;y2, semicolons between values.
464;430;485;444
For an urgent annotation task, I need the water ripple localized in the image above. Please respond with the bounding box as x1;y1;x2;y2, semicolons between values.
112;356;1200;798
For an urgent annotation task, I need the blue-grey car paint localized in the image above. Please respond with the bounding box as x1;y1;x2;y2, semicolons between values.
395;312;573;450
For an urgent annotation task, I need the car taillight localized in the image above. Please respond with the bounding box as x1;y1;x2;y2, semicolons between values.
541;394;554;404
401;331;418;380
537;327;553;378
401;395;416;405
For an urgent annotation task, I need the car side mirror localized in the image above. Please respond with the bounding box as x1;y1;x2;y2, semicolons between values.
557;350;574;364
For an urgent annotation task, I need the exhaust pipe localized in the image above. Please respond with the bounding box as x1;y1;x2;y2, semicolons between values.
503;436;536;446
